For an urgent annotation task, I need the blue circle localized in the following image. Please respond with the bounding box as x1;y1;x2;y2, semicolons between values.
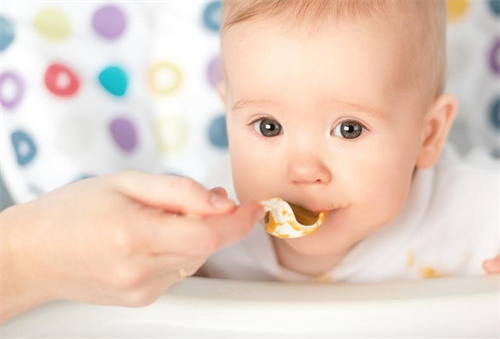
489;97;500;130
208;115;228;148
203;1;222;32
11;130;37;166
98;65;128;97
489;0;500;16
0;16;14;51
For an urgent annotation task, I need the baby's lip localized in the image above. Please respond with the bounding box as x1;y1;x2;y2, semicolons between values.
288;201;333;214
309;207;332;214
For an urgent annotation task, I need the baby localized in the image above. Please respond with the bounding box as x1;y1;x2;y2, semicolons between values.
200;0;500;282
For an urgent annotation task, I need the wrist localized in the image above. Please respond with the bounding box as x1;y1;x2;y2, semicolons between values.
1;204;56;322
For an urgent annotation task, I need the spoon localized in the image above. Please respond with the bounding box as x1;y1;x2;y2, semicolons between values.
259;198;327;238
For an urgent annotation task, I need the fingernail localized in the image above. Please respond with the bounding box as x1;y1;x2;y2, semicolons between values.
210;192;233;209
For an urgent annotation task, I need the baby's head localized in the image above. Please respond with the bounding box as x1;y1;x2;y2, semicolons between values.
218;0;457;258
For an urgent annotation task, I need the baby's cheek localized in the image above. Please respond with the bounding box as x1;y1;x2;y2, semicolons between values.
345;164;410;226
361;177;411;226
230;152;276;203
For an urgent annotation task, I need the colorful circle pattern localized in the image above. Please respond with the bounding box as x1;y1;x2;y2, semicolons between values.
11;130;37;166
155;116;188;154
149;62;182;96
208;115;228;148
33;8;70;41
203;1;222;32
0;71;25;109
0;16;14;51
92;5;127;40
447;0;469;22
489;0;500;16
489;97;500;131
44;63;80;97
98;65;128;97
207;55;222;88
489;38;500;76
109;117;138;153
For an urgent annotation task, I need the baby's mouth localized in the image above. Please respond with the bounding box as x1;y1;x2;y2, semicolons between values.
288;202;323;226
287;200;334;214
260;198;329;239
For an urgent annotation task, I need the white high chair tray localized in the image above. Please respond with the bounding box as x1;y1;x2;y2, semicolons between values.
1;275;499;338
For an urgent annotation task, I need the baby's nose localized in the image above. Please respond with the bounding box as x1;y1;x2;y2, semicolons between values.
287;154;332;185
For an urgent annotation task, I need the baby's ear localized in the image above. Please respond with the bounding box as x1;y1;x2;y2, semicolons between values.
416;94;458;169
217;82;227;108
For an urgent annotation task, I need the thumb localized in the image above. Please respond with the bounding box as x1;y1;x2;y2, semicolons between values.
110;171;236;216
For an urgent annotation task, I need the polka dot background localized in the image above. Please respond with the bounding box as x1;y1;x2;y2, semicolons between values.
445;0;500;157
0;1;498;205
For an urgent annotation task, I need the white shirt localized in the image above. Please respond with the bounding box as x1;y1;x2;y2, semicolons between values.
200;147;500;283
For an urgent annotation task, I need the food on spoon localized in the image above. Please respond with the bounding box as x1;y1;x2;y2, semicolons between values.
259;198;327;238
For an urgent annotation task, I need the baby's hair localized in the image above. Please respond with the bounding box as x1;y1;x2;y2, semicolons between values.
221;0;447;107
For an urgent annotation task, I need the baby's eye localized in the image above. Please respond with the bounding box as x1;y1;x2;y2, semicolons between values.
332;120;365;139
252;118;282;137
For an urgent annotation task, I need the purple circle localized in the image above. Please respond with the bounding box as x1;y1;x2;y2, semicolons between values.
207;55;222;88
489;38;500;76
92;5;126;40
109;117;137;152
0;71;24;109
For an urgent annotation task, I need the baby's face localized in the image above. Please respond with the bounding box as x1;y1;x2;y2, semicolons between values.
220;16;429;257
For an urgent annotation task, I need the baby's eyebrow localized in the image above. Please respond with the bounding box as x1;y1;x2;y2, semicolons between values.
335;101;386;119
232;97;386;118
232;98;279;112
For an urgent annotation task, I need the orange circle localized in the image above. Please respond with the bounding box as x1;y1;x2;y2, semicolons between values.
447;0;469;23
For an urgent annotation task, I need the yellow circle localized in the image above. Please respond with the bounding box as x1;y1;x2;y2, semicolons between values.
149;62;182;96
154;116;187;153
447;0;469;23
33;8;70;41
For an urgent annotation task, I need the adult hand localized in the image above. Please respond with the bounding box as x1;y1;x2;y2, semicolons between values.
0;171;263;322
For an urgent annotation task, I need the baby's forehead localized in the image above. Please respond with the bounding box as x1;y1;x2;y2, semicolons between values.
224;26;410;116
221;0;446;107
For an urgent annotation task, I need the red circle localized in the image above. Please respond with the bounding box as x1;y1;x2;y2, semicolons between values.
44;63;80;97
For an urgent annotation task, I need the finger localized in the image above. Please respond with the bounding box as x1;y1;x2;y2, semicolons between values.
210;187;228;199
482;257;500;274
110;171;235;216
147;202;264;256
204;201;264;249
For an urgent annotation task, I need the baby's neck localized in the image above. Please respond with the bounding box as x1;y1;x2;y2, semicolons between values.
271;237;349;277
